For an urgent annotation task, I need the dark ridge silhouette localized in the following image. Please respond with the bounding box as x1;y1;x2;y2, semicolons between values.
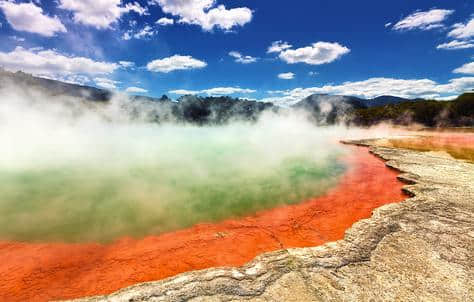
364;95;419;107
350;93;474;127
292;94;367;124
0;69;112;101
0;69;472;127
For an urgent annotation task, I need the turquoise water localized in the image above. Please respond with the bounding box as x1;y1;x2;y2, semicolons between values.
0;120;346;243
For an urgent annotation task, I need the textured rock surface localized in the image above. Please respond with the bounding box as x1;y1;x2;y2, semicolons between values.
73;140;474;302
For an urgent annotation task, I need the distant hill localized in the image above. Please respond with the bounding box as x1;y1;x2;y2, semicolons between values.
291;94;367;124
0;69;113;101
364;95;417;107
173;95;275;124
350;93;474;127
1;69;472;127
293;94;367;109
0;69;275;124
291;93;418;110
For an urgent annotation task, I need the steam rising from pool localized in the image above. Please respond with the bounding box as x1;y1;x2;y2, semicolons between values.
0;84;353;243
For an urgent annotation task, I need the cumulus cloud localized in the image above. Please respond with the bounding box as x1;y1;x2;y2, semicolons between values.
448;18;474;40
437;40;474;50
278;42;350;65
148;0;252;31
9;35;25;42
0;1;66;37
267;41;292;54
203;87;256;95
123;25;156;40
453;62;474;75
135;25;155;39
228;51;257;64
122;31;132;40
94;77;119;89
436;17;474;50
278;72;294;80
125;86;148;93
119;61;135;68
41;74;91;85
147;55;207;73
168;89;198;95
434;95;457;101
260;77;474;106
0;47;119;78
393;9;454;31
169;87;256;95
58;0;148;29
156;17;174;26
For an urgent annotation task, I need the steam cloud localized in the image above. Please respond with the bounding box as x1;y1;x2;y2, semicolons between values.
0;80;399;243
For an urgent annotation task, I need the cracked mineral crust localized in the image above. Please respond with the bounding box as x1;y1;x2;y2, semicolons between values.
72;140;474;302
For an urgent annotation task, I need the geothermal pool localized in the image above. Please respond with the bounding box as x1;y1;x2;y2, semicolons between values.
0;145;407;302
0;95;410;301
0;122;347;243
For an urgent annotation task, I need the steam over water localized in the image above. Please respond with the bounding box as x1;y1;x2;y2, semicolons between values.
0;85;348;243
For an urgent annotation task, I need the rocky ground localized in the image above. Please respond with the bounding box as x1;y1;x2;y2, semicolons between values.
73;139;474;302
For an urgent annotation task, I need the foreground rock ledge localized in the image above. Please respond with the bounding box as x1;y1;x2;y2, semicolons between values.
72;140;474;302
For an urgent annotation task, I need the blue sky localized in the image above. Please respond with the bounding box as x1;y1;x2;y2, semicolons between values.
0;0;473;104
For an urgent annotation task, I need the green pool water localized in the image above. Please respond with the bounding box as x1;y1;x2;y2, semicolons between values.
0;122;346;243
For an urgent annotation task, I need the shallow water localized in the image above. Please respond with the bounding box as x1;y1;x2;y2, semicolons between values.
0;123;346;242
380;133;474;162
0;146;407;302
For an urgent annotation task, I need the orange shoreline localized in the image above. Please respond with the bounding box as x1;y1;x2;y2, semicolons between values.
0;146;406;302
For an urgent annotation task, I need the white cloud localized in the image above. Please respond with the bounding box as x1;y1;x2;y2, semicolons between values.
278;42;350;65
448;18;474;40
41;74;91;85
169;87;256;95
278;72;294;80
266;90;285;94
434;95;457;101
64;74;90;85
122;31;132;40
202;87;256;95
94;77;119;89
393;9;454;31
437;40;474;50
156;17;174;26
119;61;135;68
0;1;66;37
453;62;474;75
149;0;252;31
58;0;148;29
122;24;157;40
228;51;257;64
125;86;148;93
0;47;119;77
260;77;474;106
9;35;25;42
384;22;392;28
132;25;156;39
147;55;207;73
308;71;318;76
267;41;292;54
168;89;198;95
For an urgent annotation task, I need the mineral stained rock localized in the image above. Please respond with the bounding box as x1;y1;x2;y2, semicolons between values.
73;140;474;302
